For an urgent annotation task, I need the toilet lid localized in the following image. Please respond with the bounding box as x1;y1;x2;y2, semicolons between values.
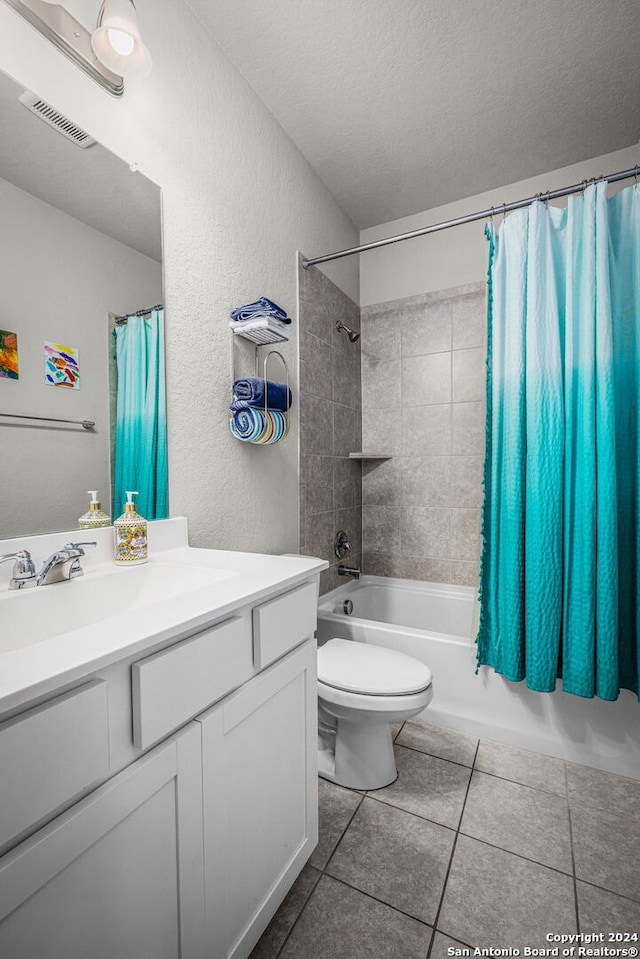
318;638;433;696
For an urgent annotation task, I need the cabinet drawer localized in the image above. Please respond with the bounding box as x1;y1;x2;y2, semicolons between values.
0;680;109;849
253;582;318;669
132;616;252;750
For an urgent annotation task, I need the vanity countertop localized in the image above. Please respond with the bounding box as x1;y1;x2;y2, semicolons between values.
0;518;328;716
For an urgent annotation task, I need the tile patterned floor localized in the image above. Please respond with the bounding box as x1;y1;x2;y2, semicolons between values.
250;721;640;959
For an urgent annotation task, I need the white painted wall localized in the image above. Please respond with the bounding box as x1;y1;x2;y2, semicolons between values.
360;145;639;305
0;176;162;537
0;0;358;554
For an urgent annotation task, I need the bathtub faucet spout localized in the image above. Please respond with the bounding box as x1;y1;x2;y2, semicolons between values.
338;565;361;580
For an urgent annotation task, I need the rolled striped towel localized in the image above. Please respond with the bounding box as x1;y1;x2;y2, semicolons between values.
254;410;288;444
230;409;290;444
230;407;265;442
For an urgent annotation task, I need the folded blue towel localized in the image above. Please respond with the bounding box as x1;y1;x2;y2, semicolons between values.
232;377;292;412
230;297;291;324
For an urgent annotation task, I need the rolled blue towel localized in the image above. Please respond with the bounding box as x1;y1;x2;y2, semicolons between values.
230;297;291;324
232;377;292;412
230;408;266;442
230;409;290;444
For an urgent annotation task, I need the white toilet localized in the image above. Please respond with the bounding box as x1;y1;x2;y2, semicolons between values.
317;638;433;790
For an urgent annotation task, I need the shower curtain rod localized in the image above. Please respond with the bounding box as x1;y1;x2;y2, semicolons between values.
113;303;163;325
301;164;640;269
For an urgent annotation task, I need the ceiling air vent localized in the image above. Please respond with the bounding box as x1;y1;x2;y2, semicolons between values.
18;91;96;149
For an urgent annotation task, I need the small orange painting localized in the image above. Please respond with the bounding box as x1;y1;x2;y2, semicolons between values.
0;329;18;380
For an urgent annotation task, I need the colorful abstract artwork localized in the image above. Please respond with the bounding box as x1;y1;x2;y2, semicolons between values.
44;341;80;389
0;329;19;380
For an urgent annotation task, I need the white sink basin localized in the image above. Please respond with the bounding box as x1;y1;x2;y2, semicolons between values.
0;562;236;654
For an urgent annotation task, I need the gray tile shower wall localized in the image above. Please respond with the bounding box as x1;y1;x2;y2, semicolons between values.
298;262;362;594
360;282;486;587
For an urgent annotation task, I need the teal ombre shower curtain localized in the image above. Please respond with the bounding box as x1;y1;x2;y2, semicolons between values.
114;308;168;520
477;181;640;701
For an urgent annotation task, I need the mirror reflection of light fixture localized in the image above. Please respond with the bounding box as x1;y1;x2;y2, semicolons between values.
91;0;152;79
0;0;153;95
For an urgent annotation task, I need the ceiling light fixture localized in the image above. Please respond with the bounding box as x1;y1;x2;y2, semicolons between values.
91;0;152;79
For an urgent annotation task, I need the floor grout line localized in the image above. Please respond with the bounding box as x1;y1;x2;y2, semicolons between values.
320;873;435;929
426;736;481;954
566;763;581;935
271;866;322;959
321;791;366;875
366;791;460;832
454;830;574;879
395;739;477;771
395;736;625;805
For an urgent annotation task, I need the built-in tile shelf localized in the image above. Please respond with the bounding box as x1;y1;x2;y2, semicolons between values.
348;452;393;460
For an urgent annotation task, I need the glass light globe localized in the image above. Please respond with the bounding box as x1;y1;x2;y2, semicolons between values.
91;0;152;78
106;28;135;57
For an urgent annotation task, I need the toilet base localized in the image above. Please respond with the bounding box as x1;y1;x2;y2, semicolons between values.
317;678;433;791
318;716;398;790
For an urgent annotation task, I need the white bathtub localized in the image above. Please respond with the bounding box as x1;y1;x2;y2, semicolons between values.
317;575;640;779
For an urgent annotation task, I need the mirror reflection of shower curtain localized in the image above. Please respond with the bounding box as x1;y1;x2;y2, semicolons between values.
114;308;168;520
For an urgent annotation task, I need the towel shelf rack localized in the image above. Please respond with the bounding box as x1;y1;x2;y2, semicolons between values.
0;412;95;429
229;341;291;445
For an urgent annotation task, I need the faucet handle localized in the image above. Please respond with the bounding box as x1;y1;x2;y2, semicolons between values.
0;550;37;590
59;542;97;581
334;530;352;559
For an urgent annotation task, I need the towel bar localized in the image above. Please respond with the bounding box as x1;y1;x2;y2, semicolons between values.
0;412;95;429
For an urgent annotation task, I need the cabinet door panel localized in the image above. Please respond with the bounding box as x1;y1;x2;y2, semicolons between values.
200;640;317;959
0;724;204;959
0;679;110;850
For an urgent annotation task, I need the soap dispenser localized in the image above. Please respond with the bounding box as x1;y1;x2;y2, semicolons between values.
78;490;111;529
113;491;148;565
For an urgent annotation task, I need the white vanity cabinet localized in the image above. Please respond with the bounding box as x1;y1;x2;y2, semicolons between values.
200;639;317;959
0;723;205;959
0;572;321;959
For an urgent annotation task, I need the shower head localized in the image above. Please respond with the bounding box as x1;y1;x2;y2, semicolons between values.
336;320;360;343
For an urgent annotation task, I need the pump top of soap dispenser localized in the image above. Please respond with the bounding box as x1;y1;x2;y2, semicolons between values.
123;490;140;515
78;490;111;528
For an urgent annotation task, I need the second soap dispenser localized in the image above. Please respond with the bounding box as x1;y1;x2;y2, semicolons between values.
78;490;111;529
113;491;148;565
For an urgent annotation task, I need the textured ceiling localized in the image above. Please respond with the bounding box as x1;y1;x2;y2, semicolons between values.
186;0;640;228
0;70;161;261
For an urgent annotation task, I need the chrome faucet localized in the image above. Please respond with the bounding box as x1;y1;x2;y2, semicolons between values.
338;565;361;580
0;550;37;589
36;542;97;586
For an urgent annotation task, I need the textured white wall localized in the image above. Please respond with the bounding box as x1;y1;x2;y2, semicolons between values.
0;176;162;537
360;144;639;305
0;0;358;554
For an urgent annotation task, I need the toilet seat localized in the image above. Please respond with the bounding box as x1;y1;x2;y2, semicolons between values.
318;638;432;697
317;678;433;715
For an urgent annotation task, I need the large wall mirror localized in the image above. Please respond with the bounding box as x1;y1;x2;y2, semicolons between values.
0;68;165;538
